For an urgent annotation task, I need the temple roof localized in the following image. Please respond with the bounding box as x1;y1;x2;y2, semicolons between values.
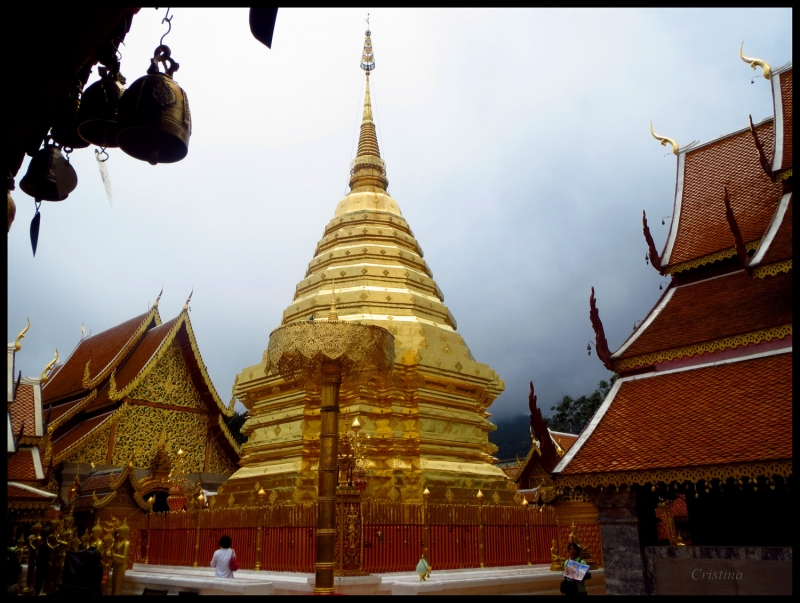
553;348;792;485
43;308;161;403
8;446;45;481
660;118;784;274
611;269;792;372
9;380;43;438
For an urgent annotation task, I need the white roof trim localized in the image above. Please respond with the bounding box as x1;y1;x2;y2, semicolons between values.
552;378;624;474
28;446;45;479
772;61;792;76
7;411;16;453
750;193;792;267
771;72;785;172
8;481;57;498
20;376;44;436
549;430;578;438
612;287;676;358
8;346;15;404
661;152;685;264
553;345;792;475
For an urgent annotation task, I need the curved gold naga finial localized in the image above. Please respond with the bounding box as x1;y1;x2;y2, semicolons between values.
41;349;59;383
14;318;31;351
154;286;164;308
650;120;679;156
183;287;194;311
739;42;771;80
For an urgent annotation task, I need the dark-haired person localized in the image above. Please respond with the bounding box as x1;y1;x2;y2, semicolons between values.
560;542;590;596
210;535;236;578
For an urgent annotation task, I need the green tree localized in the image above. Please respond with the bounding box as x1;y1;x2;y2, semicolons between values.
225;410;248;445
545;376;617;434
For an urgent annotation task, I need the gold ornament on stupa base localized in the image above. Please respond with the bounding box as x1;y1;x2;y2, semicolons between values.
224;23;510;510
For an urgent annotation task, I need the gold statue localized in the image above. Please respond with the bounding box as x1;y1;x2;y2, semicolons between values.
111;521;131;595
90;521;104;550
79;528;91;550
101;529;115;595
23;522;43;594
15;531;26;565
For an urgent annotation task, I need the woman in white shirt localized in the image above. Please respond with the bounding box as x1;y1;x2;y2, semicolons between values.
210;535;236;578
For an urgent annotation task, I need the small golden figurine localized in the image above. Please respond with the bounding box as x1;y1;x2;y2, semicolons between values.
111;521;131;595
90;521;104;550
23;522;43;594
101;529;115;595
416;555;431;581
549;538;563;571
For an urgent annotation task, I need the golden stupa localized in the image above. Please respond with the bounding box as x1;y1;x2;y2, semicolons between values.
223;28;512;505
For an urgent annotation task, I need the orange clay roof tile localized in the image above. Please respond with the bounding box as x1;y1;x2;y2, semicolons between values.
42;312;152;403
8;448;39;481
559;352;792;475
7;484;53;500
666;120;784;267
616;270;792;362
776;69;792;170
10;383;37;437
553;433;579;452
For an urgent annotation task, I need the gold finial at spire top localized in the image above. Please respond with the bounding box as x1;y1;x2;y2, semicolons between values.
361;18;375;73
154;286;163;308
14;318;30;351
41;349;59;383
650;120;679;156
740;42;771;80
328;279;339;321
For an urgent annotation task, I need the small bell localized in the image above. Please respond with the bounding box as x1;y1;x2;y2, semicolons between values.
77;63;127;148
117;45;191;165
20;141;78;201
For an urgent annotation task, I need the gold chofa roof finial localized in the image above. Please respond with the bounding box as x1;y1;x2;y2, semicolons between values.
650;120;679;156
350;24;388;193
740;42;771;80
41;349;59;383
183;287;194;311
154;286;164;308
14;318;30;351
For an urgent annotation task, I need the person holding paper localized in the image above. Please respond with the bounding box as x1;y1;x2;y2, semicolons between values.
560;543;590;595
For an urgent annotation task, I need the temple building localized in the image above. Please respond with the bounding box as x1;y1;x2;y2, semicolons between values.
552;54;791;594
225;28;511;506
7;323;59;523
34;293;240;534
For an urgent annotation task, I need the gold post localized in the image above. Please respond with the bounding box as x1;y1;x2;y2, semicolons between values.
476;490;485;568
522;498;532;565
255;503;264;571
144;510;151;565
422;487;431;564
192;508;201;568
315;359;342;594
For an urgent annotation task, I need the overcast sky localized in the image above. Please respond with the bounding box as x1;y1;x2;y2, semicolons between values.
8;8;792;420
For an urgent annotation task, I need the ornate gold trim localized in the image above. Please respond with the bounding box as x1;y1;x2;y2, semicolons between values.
776;168;792;181
217;413;243;456
752;259;792;278
182;313;235;417
614;324;791;371
555;460;792;489
53;411;117;464
93;490;118;509
7;499;54;510
83;306;162;390
47;390;99;433
665;240;761;275
14;318;30;352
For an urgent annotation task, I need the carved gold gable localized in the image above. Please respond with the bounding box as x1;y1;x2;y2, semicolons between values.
128;339;204;410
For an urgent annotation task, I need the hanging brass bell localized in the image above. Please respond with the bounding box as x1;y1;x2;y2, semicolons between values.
19;142;78;201
77;65;126;148
52;72;91;150
117;45;191;165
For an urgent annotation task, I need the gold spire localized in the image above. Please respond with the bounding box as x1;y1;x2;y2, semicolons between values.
14;318;30;351
349;26;389;193
739;42;771;80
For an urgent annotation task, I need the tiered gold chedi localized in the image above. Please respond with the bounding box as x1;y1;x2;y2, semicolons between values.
221;29;510;506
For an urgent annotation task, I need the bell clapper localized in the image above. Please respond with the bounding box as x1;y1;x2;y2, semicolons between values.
95;147;113;206
30;200;41;257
